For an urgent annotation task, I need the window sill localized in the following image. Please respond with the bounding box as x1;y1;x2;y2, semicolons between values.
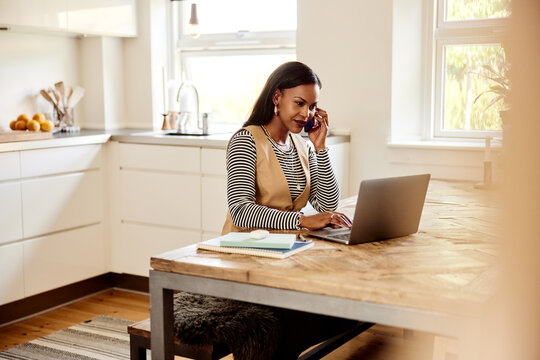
387;138;502;151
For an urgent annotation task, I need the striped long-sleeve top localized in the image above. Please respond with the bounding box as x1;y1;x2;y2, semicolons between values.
226;129;340;230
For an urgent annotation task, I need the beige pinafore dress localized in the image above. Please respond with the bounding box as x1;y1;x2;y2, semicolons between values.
221;125;311;234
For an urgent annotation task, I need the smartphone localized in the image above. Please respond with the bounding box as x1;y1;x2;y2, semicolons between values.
304;118;315;132
304;117;318;132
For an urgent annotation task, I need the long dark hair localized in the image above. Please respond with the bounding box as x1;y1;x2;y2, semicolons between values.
243;61;322;126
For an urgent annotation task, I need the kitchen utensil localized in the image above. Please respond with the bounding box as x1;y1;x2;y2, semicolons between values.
54;81;66;111
66;86;73;102
68;86;85;108
40;89;62;116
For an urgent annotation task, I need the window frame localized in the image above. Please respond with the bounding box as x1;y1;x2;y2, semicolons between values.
175;2;295;76
431;0;508;139
171;1;296;123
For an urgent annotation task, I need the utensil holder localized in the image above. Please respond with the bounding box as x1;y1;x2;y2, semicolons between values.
53;107;75;129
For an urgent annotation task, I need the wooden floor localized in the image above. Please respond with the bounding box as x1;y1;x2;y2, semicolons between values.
0;289;440;359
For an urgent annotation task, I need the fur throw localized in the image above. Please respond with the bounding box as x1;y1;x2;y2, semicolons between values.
173;292;281;360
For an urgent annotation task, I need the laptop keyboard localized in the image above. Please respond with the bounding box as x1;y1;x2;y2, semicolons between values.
328;232;351;240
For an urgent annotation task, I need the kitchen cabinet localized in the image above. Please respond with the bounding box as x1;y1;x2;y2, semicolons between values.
0;0;136;37
111;222;200;277
119;169;201;229
67;0;137;36
0;134;350;306
201;176;227;235
113;141;351;276
201;148;226;176
24;224;106;296
0;143;106;304
20;144;102;178
115;143;203;275
327;142;351;198
201;148;227;236
0;242;24;306
0;182;23;245
22;171;103;238
0;152;20;181
119;143;200;173
0;0;67;31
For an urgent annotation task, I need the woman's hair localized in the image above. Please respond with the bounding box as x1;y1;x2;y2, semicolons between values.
243;61;322;127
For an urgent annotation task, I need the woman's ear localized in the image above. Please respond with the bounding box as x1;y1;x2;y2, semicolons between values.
272;89;282;105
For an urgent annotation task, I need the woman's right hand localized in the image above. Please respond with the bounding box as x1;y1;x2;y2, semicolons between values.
299;211;352;230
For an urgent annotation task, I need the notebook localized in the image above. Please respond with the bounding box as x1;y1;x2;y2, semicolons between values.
197;238;314;259
308;174;431;245
218;232;296;249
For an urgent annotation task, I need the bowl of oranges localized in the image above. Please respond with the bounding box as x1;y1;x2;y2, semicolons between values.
10;113;55;132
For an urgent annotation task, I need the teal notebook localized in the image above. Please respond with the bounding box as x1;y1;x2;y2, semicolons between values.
197;238;314;259
218;232;296;249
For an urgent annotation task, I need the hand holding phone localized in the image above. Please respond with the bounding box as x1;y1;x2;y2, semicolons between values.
304;111;322;132
304;117;317;132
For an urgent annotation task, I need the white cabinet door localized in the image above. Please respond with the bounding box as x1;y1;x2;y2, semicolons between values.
20;144;102;178
67;0;137;36
0;242;24;305
119;169;201;229
0;152;20;181
201;176;227;233
201;148;226;176
0;0;67;30
22;171;103;238
112;222;200;276
0;182;22;245
24;224;106;297
328;142;350;198
119;143;200;174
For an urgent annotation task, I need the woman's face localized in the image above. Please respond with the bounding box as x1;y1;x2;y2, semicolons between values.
274;83;319;133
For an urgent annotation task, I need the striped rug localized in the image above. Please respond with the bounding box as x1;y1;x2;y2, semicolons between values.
0;316;136;360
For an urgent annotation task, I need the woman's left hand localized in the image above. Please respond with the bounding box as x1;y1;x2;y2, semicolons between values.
308;107;329;152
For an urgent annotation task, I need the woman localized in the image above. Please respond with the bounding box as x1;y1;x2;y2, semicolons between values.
222;61;352;234
222;61;357;359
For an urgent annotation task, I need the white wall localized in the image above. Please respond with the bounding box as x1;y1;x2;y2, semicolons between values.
79;36;126;130
298;0;491;195
123;0;167;130
0;32;80;128
297;0;394;195
391;0;426;140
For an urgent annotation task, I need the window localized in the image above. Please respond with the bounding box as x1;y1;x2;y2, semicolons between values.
173;0;296;125
433;0;510;138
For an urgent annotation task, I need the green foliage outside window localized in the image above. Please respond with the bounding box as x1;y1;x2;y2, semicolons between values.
441;0;510;132
446;0;511;21
443;45;506;131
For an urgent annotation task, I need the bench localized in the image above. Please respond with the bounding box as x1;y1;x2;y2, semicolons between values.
127;318;231;360
128;318;373;360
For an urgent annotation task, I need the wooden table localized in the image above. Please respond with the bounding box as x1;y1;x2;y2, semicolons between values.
149;180;499;359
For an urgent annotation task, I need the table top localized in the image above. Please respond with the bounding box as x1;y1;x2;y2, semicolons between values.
151;180;500;318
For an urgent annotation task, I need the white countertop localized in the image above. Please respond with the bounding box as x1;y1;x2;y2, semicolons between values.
0;129;351;152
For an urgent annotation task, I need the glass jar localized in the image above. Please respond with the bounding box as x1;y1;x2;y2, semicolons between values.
53;107;77;131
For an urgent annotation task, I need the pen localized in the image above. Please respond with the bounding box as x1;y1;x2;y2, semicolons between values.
298;234;310;242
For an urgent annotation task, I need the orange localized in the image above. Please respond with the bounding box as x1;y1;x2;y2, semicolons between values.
9;120;17;130
32;113;47;124
16;114;31;123
27;120;40;132
14;120;27;130
40;120;54;132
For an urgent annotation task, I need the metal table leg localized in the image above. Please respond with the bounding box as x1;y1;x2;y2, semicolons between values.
150;270;175;359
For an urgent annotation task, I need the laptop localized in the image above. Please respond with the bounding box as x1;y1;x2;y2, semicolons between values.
308;174;431;244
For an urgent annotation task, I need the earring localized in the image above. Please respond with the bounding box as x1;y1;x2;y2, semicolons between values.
274;105;279;116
